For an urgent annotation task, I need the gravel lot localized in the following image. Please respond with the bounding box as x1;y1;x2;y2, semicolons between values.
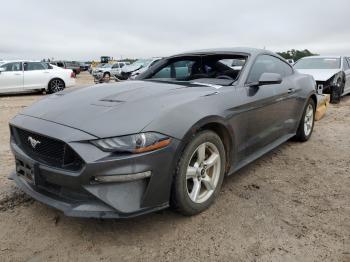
0;72;349;261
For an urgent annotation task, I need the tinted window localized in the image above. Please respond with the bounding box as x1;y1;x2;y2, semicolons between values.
152;65;171;78
0;62;22;72
112;64;119;69
247;55;292;83
145;55;247;82
24;62;46;71
43;63;53;69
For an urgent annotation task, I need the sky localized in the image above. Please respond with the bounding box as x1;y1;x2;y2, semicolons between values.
1;0;350;61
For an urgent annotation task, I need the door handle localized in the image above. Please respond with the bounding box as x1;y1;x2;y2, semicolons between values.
288;88;295;94
14;73;22;75
43;71;50;74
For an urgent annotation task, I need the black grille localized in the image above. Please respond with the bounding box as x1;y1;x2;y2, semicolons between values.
11;127;83;171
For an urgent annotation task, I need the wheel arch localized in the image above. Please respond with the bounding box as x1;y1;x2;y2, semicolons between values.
295;92;317;130
47;77;66;90
176;116;235;174
309;93;317;108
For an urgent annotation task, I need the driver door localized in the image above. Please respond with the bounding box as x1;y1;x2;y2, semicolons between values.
0;62;24;93
237;55;297;158
111;63;120;76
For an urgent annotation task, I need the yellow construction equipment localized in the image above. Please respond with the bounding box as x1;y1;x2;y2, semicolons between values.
315;94;330;121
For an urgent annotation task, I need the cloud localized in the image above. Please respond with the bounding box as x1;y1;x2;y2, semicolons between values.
1;0;349;61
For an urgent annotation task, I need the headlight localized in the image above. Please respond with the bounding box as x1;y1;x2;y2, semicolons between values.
91;132;171;153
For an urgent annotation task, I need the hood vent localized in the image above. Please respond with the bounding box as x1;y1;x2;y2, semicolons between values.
91;98;125;107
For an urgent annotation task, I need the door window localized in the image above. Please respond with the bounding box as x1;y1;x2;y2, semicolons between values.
247;55;293;83
112;64;119;69
1;62;22;72
24;62;46;71
43;63;53;69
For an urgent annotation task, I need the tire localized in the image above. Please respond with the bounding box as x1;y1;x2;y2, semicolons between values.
330;78;343;104
103;73;111;82
48;78;65;94
295;98;316;142
171;130;226;216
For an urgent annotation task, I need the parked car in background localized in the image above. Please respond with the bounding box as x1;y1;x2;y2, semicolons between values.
0;61;75;94
50;61;81;75
92;62;129;79
9;48;317;218
119;58;162;80
79;62;90;71
294;56;350;103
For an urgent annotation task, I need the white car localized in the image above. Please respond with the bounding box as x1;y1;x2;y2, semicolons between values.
294;56;350;103
92;62;129;79
0;61;75;94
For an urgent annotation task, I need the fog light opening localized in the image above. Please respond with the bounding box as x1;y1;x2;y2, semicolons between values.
91;171;152;184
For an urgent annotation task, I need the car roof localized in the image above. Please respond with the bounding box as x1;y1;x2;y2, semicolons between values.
300;55;342;59
171;47;275;57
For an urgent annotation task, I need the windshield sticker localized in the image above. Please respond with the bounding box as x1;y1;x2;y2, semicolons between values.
192;82;223;89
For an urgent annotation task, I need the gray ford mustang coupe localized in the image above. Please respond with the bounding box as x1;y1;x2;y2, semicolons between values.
9;48;316;218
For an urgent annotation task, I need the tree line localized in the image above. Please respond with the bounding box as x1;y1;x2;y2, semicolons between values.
277;49;318;61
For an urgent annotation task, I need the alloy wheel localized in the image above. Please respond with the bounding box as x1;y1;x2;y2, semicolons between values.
50;79;64;92
304;104;314;136
186;142;221;203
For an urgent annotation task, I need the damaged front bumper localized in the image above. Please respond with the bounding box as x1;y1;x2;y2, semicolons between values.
9;115;180;218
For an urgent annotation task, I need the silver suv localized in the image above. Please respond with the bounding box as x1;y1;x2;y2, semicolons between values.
92;62;129;79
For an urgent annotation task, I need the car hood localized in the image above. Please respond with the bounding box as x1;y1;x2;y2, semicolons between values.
19;80;222;138
94;67;108;72
295;69;341;81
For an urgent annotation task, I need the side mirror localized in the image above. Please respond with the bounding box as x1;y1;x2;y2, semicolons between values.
258;73;282;86
0;68;5;73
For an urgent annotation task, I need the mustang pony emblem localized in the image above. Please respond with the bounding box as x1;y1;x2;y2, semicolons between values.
28;136;41;149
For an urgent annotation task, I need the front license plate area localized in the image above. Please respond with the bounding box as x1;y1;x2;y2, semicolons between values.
16;159;41;186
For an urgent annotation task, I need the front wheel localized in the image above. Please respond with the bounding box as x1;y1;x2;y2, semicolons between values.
295;99;316;142
330;78;343;104
48;79;65;93
171;130;226;216
103;73;111;82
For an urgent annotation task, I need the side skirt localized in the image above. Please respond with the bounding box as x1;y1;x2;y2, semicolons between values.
228;133;295;175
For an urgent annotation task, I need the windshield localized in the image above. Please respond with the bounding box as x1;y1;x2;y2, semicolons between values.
139;54;247;84
132;59;153;68
294;57;341;69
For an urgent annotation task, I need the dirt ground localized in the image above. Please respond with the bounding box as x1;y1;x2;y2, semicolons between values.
0;72;349;261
